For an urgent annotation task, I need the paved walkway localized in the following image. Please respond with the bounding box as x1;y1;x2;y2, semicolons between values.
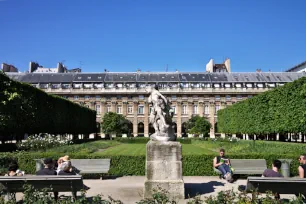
16;176;298;204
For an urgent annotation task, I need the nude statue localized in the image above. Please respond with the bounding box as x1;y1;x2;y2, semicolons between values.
146;85;176;141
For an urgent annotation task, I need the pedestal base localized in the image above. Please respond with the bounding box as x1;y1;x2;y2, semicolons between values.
144;179;184;199
144;140;184;200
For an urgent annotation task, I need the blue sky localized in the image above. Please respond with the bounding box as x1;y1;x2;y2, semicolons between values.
0;0;305;73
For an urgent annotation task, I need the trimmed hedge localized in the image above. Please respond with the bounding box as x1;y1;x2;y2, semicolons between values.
0;152;300;177
0;71;97;136
217;76;306;137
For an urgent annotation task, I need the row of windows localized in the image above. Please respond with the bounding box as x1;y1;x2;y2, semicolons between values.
70;95;251;100
35;82;284;90
94;104;222;115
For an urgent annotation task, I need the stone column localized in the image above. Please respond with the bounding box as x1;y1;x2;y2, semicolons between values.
188;102;193;118
199;102;204;117
209;102;215;138
144;102;149;137
100;102;106;138
133;102;138;137
144;141;184;200
122;101;127;116
176;102;182;137
111;101;116;112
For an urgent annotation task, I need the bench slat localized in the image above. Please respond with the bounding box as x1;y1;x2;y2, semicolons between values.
0;176;83;193
246;177;306;194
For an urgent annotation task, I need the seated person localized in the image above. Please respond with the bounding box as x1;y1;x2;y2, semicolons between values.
57;155;70;174
5;162;24;176
36;158;57;175
262;160;283;177
262;160;283;200
213;148;232;181
298;154;306;178
58;161;76;175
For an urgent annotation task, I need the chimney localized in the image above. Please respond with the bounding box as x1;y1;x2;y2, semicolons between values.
206;59;214;72
224;58;231;73
2;63;18;72
29;62;40;73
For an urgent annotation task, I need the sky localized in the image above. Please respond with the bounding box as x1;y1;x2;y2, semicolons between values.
0;0;305;73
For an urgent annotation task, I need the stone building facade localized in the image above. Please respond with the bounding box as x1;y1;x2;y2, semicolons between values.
7;70;305;138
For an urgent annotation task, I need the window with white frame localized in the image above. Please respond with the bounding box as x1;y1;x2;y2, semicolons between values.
215;95;221;100
149;106;153;114
95;105;101;115
237;95;242;100
85;95;90;100
117;106;122;114
193;105;198;114
226;95;231;100
182;105;188;115
106;106;111;113
204;105;209;115
74;95;79;100
138;105;144;114
128;106;133;114
139;95;144;100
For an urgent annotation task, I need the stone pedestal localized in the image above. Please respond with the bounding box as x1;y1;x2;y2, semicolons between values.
144;140;184;200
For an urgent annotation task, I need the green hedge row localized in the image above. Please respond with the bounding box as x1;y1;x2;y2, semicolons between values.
0;152;300;177
0;72;97;136
217;76;306;136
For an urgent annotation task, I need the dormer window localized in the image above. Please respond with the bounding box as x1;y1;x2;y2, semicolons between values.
88;77;91;79
78;77;81;79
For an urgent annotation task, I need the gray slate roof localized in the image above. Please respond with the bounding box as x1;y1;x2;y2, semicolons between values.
6;72;306;83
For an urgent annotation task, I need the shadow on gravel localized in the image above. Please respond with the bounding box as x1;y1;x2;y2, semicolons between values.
185;181;224;198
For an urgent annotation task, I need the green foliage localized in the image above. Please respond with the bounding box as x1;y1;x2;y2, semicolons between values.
137;186;176;204
186;116;211;137
0;72;97;138
101;112;131;135
217;76;306;136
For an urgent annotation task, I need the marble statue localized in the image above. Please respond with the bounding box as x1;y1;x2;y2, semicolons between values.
146;85;176;141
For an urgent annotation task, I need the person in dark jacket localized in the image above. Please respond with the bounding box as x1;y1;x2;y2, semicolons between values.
36;158;57;175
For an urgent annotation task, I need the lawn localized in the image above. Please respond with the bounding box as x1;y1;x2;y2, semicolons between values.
45;138;305;156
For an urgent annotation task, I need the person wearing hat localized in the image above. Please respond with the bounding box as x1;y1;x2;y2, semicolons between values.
36;158;57;175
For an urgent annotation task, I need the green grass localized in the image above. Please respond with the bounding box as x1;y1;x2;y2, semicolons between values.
31;138;305;157
41;140;120;154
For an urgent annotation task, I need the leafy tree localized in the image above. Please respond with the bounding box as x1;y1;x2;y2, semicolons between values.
101;112;130;135
186;115;211;137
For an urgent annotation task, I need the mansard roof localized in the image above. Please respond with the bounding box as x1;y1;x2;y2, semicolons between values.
6;72;305;83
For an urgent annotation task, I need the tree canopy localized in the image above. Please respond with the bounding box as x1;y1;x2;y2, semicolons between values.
186;115;211;137
217;76;306;137
101;112;131;135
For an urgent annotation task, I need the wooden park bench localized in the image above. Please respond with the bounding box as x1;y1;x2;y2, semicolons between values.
35;159;111;175
214;159;267;176
245;177;306;196
0;175;83;199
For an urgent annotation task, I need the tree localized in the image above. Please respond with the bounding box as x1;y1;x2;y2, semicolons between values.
186;115;211;137
101;112;130;135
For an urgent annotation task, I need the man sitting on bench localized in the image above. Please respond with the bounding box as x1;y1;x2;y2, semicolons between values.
298;154;306;178
213;148;232;181
262;159;283;200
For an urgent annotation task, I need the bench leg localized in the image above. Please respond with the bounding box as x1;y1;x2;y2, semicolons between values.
72;191;77;201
